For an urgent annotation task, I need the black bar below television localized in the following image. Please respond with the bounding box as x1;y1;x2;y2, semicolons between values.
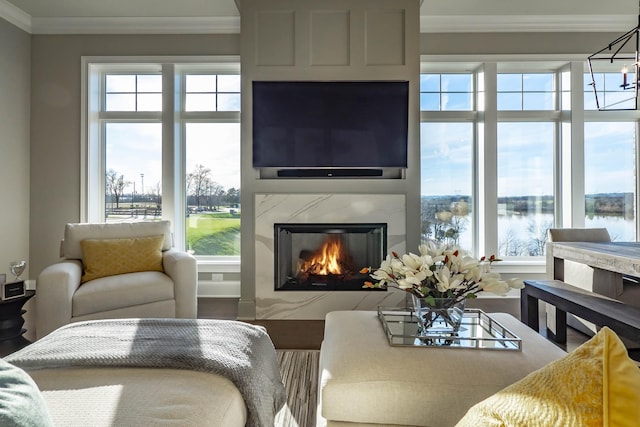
277;169;384;178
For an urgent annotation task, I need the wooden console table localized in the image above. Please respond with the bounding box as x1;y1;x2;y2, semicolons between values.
548;241;640;279
546;241;640;338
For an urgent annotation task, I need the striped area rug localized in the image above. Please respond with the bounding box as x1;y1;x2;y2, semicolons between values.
275;350;319;427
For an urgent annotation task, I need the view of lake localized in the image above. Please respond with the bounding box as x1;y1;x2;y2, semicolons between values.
422;193;636;256
453;213;635;254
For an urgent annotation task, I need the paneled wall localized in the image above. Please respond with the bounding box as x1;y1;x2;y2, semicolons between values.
238;0;421;319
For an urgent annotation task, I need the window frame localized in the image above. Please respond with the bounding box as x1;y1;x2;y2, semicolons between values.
420;58;577;272
81;56;241;265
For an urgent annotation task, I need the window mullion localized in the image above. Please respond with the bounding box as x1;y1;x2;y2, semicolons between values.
565;61;585;228
478;62;498;257
497;111;560;121
636;120;640;239
99;111;162;121
419;111;476;122
181;111;241;122
162;63;183;249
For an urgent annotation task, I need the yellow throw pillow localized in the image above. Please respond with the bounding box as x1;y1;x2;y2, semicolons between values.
456;326;640;427
80;235;165;283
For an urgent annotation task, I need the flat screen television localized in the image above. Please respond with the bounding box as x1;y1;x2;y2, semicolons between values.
252;81;408;169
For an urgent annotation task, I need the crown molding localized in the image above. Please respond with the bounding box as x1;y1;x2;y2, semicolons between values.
2;5;636;35
30;16;241;34
0;0;31;33
421;14;637;33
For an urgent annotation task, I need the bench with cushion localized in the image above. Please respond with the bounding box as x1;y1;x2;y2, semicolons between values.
521;279;640;343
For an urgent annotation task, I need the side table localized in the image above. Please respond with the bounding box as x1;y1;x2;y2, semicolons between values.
0;290;35;356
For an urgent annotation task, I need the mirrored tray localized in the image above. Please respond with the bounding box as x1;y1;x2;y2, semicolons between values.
378;307;522;351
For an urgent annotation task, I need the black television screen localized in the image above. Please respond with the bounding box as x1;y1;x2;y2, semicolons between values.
252;81;408;168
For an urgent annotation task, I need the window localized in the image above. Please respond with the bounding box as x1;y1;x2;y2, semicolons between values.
85;60;241;260
420;122;473;252
420;73;473;111
185;74;240;112
584;122;636;241
497;122;554;256
105;123;162;220
105;74;162;111
420;72;475;253
497;73;555;110
584;72;635;110
422;60;640;265
420;65;561;260
185;123;240;255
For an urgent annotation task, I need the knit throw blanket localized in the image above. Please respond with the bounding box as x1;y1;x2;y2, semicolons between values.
6;318;286;427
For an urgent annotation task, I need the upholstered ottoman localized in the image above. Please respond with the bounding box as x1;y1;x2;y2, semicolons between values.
317;311;567;427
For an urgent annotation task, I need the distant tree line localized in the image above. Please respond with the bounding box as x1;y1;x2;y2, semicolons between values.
186;164;240;211
420;192;632;256
586;193;634;218
105;165;240;213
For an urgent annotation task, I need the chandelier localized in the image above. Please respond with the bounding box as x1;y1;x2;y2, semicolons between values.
587;14;640;110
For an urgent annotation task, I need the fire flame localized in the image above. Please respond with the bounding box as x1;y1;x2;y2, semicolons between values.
300;235;347;276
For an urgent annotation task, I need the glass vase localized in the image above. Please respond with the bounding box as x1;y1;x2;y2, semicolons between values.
411;295;467;336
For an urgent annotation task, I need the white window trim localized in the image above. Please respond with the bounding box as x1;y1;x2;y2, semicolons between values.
81;56;241;268
420;55;606;271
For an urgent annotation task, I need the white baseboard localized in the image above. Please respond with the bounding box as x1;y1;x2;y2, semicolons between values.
197;280;241;298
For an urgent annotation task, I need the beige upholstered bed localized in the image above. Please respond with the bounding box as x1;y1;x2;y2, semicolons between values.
5;318;286;427
30;367;247;427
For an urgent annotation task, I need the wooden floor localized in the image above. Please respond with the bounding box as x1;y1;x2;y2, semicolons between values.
198;297;597;353
6;296;626;356
198;298;325;350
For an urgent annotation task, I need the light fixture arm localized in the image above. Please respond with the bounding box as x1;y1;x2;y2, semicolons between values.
587;8;640;111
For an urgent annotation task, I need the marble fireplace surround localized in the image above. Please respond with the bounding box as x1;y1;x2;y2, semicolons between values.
255;193;408;319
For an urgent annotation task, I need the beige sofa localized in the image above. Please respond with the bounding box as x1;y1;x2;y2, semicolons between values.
35;221;197;338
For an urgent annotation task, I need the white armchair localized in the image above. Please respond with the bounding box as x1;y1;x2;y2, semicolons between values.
36;220;197;339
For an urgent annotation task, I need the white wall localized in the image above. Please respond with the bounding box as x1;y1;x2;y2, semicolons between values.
0;18;30;281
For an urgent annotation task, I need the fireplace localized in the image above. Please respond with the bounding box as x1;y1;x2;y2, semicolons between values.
274;223;387;291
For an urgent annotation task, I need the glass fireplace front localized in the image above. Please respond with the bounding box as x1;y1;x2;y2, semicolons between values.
274;223;387;291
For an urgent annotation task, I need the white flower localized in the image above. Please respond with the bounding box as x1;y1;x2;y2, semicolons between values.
436;210;453;222
480;279;510;295
506;277;525;289
418;242;447;262
364;243;522;305
434;266;464;292
389;257;404;273
401;253;423;270
481;271;502;282
460;256;480;271
397;271;424;289
464;264;483;282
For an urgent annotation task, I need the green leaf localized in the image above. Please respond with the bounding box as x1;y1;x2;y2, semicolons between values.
424;295;436;306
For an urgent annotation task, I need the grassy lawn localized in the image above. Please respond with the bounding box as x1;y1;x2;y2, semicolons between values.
186;212;240;255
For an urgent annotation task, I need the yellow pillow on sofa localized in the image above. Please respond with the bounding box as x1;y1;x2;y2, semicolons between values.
80;235;164;283
456;326;640;427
